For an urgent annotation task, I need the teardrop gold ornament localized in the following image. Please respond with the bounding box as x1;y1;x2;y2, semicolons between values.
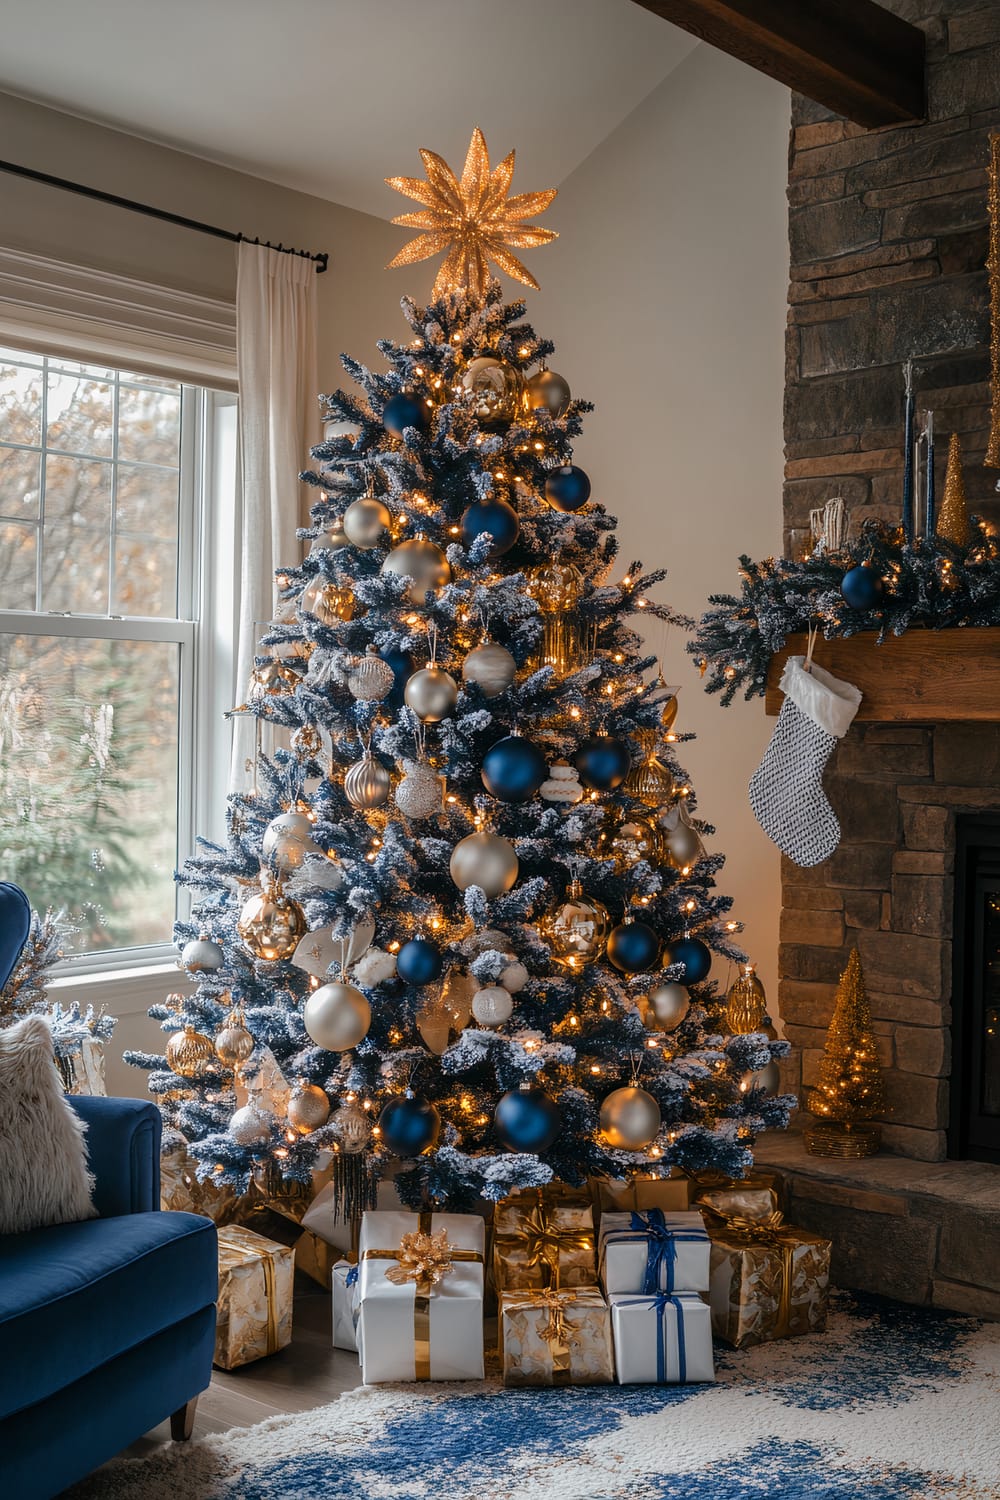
166;1023;216;1079
725;966;768;1034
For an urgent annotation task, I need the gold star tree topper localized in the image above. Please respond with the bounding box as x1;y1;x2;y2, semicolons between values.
386;127;557;301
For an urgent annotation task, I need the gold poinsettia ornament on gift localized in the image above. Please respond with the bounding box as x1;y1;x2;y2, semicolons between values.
386;126;558;299
384;1228;460;1293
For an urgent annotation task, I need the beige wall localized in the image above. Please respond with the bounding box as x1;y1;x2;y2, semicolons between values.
534;46;789;1008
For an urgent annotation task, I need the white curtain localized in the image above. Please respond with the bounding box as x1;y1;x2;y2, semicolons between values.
230;243;319;790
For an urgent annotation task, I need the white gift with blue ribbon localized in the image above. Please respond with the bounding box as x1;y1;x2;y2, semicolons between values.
599;1208;710;1296
609;1290;715;1384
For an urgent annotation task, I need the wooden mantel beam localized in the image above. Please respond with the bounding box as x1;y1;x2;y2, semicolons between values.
632;0;926;127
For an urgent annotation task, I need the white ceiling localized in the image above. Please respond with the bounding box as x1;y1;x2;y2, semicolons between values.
0;0;698;220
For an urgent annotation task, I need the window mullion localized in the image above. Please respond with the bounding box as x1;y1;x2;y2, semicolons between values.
35;357;48;611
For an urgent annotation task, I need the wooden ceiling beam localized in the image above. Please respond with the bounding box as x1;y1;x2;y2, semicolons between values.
632;0;926;127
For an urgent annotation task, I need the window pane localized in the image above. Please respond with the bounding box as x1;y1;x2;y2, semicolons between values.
114;535;177;616
0;633;180;953
0;363;44;447
46;369;114;457
0;521;38;608
0;445;41;519
120;371;180;393
42;454;111;613
116;461;180;539
118;384;181;465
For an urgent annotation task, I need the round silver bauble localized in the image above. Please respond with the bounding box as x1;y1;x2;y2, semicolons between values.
262;811;320;874
329;1099;372;1153
471;985;514;1028
523;367;571;418
287;1083;331;1135
599;1086;662;1151
181;936;224;973
658;806;706;871
394;759;442;820
449;831;519;897
381;538;451;604
228;1102;275;1146
500;961;529;994
346;649;396;702
646;981;691;1033
303;981;371;1051
461;640;516;699
309;515;348;552
404;665;459;723
344;750;391;809
343;496;392;549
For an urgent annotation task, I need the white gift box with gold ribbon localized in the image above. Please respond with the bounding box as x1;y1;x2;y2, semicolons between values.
332;1259;361;1353
357;1210;485;1383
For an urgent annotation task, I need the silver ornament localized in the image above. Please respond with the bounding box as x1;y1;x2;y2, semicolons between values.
523;367;571;418
471;985;514;1028
658;805;706;870
287;1083;331;1134
330;1099;371;1153
646;981;690;1033
461;640;516;698
346;648;395;702
303;981;371;1051
461;355;523;424
309;516;349;552
404;665;458;723
343;496;391;548
394;758;443;819
181;936;224;972
741;1060;780;1095
599;1086;662;1150
500;961;529;994
345;749;391;809
449;831;519;897
228;1102;275;1146
262;811;320;874
381;538;451;604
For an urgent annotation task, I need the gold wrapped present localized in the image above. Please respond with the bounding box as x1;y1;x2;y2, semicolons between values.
500;1287;613;1387
590;1174;692;1219
689;1168;784;1216
161;1146;237;1224
294;1227;339;1289
214;1225;295;1369
706;1210;830;1349
493;1198;596;1291
505;1181;593;1210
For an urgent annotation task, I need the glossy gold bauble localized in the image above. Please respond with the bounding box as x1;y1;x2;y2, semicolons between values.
287;1083;331;1134
301;578;356;624
345;749;392;809
624;729;675;807
461;354;523;425
645;981;690;1033
726;967;768;1034
661;694;679;731
248;658;299;702
599;1086;662;1151
237;889;307;962
381;537;451;604
343;496;392;549
599;813;662;873
541;878;610;967
449;831;519;897
523;367;571;418
215;1009;255;1068
166;1023;216;1078
404;664;459;723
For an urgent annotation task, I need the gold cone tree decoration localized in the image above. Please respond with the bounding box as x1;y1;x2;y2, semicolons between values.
805;947;885;1157
937;432;970;547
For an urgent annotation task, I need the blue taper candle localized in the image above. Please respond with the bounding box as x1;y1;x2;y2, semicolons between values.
925;410;936;535
902;360;915;544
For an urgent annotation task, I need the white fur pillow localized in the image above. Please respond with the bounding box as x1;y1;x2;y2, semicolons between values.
0;1015;97;1234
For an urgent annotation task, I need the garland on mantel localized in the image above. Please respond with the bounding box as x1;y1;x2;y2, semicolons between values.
689;517;1000;707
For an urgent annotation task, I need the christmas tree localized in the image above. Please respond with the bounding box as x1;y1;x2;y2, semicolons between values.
805;947;884;1156
127;130;792;1214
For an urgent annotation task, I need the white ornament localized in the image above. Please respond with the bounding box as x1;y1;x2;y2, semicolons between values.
500;961;529;993
180;936;224;972
346;649;395;702
262;811;321;874
229;1102;275;1146
343;496;391;548
303;982;371;1051
394;758;443;819
471;986;514;1028
352;946;397;987
462;640;516;698
540;760;584;806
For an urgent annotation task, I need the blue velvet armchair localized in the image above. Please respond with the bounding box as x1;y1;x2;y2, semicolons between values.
0;1095;218;1499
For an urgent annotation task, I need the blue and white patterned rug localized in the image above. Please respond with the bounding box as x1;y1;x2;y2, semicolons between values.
73;1294;1000;1500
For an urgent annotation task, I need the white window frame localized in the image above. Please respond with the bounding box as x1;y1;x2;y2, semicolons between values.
0;366;238;991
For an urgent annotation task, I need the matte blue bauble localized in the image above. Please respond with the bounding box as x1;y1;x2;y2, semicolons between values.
840;564;884;610
494;1086;561;1153
663;935;712;984
481;735;547;804
396;936;444;985
545;465;591;513
378;647;414;710
378;1092;441;1156
382;393;427;438
574;734;631;791
461;497;520;559
606;919;661;974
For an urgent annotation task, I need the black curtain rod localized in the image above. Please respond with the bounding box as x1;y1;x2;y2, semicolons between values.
0;159;329;273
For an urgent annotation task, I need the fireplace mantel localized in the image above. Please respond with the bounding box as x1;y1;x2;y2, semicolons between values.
765;629;1000;722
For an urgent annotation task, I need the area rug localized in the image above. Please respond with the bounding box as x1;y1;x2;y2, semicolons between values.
69;1293;1000;1500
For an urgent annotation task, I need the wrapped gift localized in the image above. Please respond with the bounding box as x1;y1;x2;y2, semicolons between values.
609;1291;715;1384
358;1210;485;1382
294;1227;338;1289
161;1145;237;1223
332;1258;361;1353
707;1210;830;1348
500;1288;613;1387
600;1209;710;1296
505;1181;593;1210
590;1174;692;1219
214;1225;294;1369
493;1197;596;1291
690;1168;784;1216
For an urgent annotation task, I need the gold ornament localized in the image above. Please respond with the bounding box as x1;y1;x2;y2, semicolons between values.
599;812;662;873
657;802;705;871
381;537;451;604
804;947;884;1158
937;432;970;547
290;725;323;760
166;1023;216;1078
523;366;571;418
461;355;524;425
725;966;768;1034
215;1008;255;1068
541;878;610;968
449;830;519;896
525;563;596;675
237;885;307;962
623;729;674;807
416;991;454;1055
301;578;356;624
599;1086;661;1151
248;658;299;702
988;133;1000;468
287;1083;331;1134
385;126;558;300
404;664;459;722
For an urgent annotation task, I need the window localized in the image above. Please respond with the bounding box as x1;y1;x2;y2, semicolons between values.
0;347;236;968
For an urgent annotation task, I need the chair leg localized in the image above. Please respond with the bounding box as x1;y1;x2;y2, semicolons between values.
170;1396;199;1441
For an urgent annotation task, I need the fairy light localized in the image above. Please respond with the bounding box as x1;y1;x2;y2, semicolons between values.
414;366;425;376
637;597;648;609
685;900;696;915
570;706;581;719
569;1015;579;1028
362;1098;373;1111
590;1064;601;1075
388;940;401;953
726;921;739;932
518;345;530;356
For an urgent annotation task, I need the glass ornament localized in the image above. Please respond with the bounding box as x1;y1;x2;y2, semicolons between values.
247;658;299;702
262;811;320;874
524;562;595;675
494;1084;560;1153
461;639;516;698
346;648;396;702
606;917;660;975
330;1099;372;1154
523;366;571;418
574;734;631;792
725;966;768;1034
544;464;591;513
624;729;675;807
215;1008;255;1067
237;885;307;962
645;981;690;1033
416;991;454;1055
394;758;443;820
301;578;356;624
397;935;444;986
343;496;392;549
740;1060;781;1095
461;496;520;559
599;1086;661;1150
481;734;548;804
165;1023;216;1078
382;392;427;437
180;936;223;973
599;812;662;873
287;1083;331;1134
379;1092;441;1156
663;935;712;984
381;537;451;604
290;725;323;760
449;831;519;897
541;878;610;967
658;803;706;871
461;354;523;425
304;981;371;1051
404;664;459;722
841;563;884;610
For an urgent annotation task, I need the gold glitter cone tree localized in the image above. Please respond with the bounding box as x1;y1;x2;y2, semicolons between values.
805;948;885;1157
937;432;970;547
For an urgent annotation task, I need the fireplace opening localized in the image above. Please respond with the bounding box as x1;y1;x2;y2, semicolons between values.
950;813;1000;1164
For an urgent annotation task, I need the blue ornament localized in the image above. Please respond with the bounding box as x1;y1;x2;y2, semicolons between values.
396;935;444;985
574;734;631;791
378;647;414;710
494;1085;561;1153
606;918;661;974
379;1092;441;1156
545;465;591;513
840;564;884;610
382;393;427;438
481;735;547;804
461;497;519;559
663;935;712;984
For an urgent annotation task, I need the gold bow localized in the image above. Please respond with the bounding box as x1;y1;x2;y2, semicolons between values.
498;1205;594;1285
536;1288;580;1348
384;1229;458;1295
707;1208;795;1337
